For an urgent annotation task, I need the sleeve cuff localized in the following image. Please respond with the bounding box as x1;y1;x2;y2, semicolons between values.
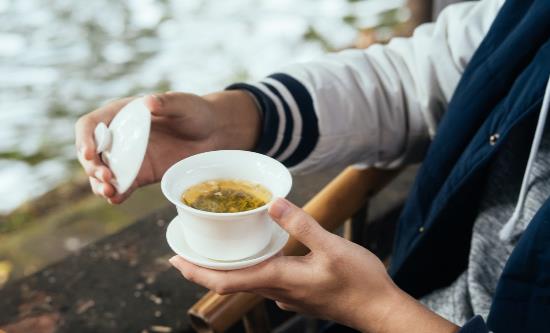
226;73;319;168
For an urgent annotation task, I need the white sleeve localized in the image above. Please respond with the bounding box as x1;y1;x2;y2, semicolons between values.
227;0;504;174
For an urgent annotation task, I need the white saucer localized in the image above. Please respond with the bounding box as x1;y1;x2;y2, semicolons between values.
166;216;289;270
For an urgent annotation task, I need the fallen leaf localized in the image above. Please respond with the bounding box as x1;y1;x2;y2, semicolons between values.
75;299;95;314
0;260;13;287
150;326;172;333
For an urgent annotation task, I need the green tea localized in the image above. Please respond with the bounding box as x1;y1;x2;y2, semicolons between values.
181;179;271;213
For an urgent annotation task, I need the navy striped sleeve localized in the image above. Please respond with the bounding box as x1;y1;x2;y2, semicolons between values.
262;81;294;160
225;83;279;155
226;73;319;168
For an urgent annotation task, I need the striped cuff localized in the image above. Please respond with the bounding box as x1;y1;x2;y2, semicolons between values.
226;73;319;168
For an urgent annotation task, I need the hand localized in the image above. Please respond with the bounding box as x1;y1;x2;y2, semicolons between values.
169;198;459;333
75;91;260;203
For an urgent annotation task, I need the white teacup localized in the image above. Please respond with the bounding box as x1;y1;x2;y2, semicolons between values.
161;150;292;261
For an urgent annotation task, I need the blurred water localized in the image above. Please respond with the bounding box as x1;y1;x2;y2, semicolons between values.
0;0;403;214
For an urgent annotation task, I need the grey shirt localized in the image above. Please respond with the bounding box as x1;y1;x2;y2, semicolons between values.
420;122;550;325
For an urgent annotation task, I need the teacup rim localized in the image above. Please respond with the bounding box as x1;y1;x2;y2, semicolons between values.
160;150;293;217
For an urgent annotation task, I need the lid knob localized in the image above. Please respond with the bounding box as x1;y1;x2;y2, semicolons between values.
94;122;112;154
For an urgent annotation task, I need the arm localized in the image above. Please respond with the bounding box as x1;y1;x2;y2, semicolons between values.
76;0;502;203
75;91;260;202
229;0;504;173
170;198;461;333
171;198;497;333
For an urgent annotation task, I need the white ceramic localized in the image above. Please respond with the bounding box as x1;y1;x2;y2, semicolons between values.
161;150;292;261
93;98;151;194
166;216;289;270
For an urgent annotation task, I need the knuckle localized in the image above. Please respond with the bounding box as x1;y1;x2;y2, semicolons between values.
75;114;92;128
85;168;95;177
328;247;346;263
322;261;344;285
154;93;166;106
291;216;313;237
75;116;84;128
82;164;97;177
324;253;342;272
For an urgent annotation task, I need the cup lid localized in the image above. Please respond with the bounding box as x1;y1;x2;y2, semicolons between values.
93;97;151;194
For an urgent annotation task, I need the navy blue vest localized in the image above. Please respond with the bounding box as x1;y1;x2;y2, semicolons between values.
388;0;550;331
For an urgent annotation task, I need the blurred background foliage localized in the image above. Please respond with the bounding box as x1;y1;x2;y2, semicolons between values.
0;0;410;288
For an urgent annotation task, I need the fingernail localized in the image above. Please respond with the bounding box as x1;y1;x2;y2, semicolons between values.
270;198;290;219
98;183;105;195
94;169;103;180
78;146;87;159
169;256;179;266
151;94;163;106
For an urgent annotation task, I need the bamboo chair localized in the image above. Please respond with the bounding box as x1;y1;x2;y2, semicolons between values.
187;166;400;333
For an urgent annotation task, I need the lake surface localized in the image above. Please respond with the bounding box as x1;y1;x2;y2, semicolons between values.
0;0;403;214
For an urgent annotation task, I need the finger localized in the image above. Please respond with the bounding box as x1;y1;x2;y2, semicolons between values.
75;97;134;163
107;182;138;204
275;301;300;313
75;117;98;161
89;177;103;196
169;255;285;294
90;176;118;200
269;198;332;251
101;181;116;198
78;149;113;184
82;162;116;197
76;97;136;198
144;92;194;117
77;147;100;177
94;167;113;183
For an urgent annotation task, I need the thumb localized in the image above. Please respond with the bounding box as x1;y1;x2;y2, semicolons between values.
269;198;329;251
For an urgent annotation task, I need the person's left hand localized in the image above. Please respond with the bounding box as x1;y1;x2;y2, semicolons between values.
169;198;403;331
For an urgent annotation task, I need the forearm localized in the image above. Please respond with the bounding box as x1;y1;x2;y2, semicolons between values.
203;90;261;151
376;288;459;333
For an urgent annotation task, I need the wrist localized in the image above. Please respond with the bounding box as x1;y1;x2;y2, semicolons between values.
203;90;261;151
348;279;402;333
352;282;459;333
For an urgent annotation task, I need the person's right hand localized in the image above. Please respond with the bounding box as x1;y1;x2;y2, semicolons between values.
75;91;260;204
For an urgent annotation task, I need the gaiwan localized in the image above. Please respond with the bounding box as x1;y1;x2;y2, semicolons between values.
161;150;292;261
